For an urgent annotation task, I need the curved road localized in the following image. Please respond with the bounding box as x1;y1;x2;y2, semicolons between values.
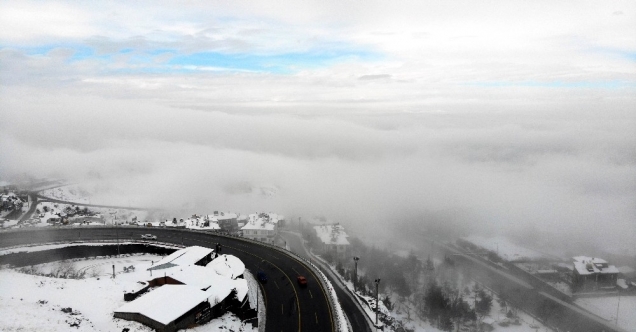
281;232;373;332
0;227;335;332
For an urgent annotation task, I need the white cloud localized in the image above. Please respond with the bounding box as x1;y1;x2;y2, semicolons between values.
1;0;635;252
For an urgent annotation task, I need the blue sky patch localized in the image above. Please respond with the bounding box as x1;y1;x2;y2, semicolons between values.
167;50;381;73
4;43;380;74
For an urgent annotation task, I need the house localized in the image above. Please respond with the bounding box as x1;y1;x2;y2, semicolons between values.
313;223;350;259
214;212;239;234
572;256;619;292
237;214;248;229
115;247;252;332
183;215;220;231
240;213;281;244
266;213;285;229
148;246;215;271
42;212;61;224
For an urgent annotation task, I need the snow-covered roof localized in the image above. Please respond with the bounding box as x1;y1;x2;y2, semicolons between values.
40;212;61;223
214;212;237;220
266;213;284;222
183;216;220;230
573;256;619;275
233;279;248;302
314;224;350;245
207;254;245;279
573;256;607;264
117;247;249;326
241;213;277;230
166;266;238;302
149;246;213;271
115;285;213;325
121;281;148;294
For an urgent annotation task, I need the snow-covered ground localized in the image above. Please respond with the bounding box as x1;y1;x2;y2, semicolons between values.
312;249;553;332
1;217;20;228
462;235;548;262
0;253;257;332
39;185;91;204
575;296;636;332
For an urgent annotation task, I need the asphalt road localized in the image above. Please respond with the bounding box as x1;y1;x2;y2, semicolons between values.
0;227;335;332
281;232;373;332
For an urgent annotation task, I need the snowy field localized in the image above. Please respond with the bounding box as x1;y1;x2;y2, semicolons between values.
0;253;257;332
575;296;636;332
462;235;548;262
39;185;91;204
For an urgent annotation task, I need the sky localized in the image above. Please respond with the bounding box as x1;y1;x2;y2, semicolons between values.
1;1;635;252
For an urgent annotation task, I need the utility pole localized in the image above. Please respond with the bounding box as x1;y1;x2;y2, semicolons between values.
616;292;621;326
116;224;120;256
353;256;360;293
374;278;381;326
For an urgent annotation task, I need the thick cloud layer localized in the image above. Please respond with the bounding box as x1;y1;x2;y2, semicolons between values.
1;0;635;252
1;81;634;250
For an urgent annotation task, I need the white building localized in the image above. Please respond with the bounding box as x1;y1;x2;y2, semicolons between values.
240;212;281;244
116;246;250;332
313;223;350;259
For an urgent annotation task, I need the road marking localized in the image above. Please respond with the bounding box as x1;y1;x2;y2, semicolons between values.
274;280;280;289
315;312;318;324
213;242;301;332
292;267;300;275
283;246;334;331
281;304;284;314
309;289;313;299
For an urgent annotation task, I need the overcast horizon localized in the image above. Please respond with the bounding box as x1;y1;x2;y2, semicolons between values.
1;1;635;252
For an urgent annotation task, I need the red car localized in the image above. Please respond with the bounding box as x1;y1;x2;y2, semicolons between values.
297;276;307;287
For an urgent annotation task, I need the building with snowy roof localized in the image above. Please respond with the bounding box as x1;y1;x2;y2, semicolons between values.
148;245;214;271
212;211;239;234
116;247;253;332
313;223;350;259
572;256;619;292
240;212;281;244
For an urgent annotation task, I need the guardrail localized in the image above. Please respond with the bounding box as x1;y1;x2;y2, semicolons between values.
308;250;380;331
210;230;347;332
0;226;348;332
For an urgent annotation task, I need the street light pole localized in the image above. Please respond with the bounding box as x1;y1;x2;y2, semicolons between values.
374;278;381;326
116;223;119;257
353;256;360;293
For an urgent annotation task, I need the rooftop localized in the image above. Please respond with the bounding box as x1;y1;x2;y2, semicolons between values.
241;213;278;230
115;285;213;325
207;254;245;280
314;224;350;246
573;256;619;275
148;246;213;271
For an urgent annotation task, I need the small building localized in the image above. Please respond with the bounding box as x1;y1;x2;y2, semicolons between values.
149;246;215;271
214;212;239;234
115;285;219;332
572;256;619;292
313;223;350;259
240;213;279;244
116;247;252;332
184;215;220;231
42;212;61;224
